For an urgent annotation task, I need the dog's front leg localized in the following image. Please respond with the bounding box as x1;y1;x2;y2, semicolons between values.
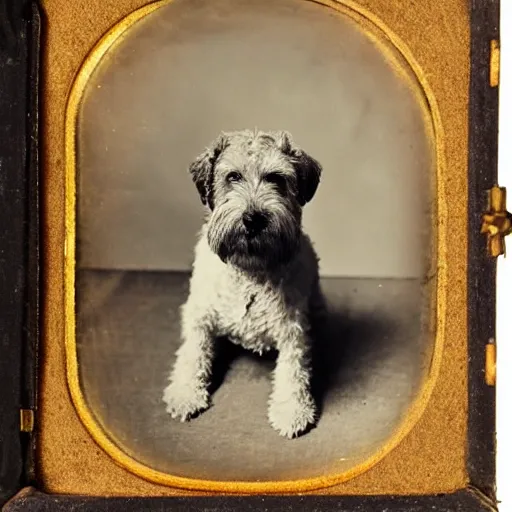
268;329;317;438
163;315;215;422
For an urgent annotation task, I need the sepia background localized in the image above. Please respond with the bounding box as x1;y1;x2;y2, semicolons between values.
77;0;433;279
75;0;436;481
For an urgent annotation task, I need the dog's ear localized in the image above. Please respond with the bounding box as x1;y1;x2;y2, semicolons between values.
275;131;322;206
189;133;229;209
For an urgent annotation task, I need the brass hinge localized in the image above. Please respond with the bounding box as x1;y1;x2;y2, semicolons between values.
490;39;500;87
481;186;512;257
20;409;34;433
485;339;496;387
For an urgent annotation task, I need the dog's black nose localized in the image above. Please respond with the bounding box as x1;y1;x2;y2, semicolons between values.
243;211;269;235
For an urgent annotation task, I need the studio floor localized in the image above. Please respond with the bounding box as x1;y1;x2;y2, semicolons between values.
76;270;433;481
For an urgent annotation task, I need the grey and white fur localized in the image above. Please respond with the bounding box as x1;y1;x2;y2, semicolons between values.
163;129;325;438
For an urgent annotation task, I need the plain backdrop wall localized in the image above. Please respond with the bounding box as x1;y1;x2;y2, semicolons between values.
77;0;435;278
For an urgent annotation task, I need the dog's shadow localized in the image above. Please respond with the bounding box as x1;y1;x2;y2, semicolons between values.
309;306;396;415
207;304;396;423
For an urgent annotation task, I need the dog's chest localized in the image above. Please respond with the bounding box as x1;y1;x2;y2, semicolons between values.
216;276;278;350
213;275;291;351
188;233;316;352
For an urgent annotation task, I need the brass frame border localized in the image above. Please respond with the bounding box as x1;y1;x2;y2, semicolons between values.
64;0;448;494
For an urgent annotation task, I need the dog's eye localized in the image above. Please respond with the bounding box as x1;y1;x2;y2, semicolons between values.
226;171;243;183
264;172;287;190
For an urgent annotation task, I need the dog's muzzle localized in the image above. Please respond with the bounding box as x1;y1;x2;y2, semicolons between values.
242;210;269;239
209;209;299;271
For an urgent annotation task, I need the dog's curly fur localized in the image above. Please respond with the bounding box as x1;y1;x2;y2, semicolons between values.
163;129;325;438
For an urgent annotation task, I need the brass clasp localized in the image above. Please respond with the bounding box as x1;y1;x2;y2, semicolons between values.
481;186;512;257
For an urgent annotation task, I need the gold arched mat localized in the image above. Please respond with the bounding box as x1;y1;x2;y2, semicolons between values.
62;0;446;493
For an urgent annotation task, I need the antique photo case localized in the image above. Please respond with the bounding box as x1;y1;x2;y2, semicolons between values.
0;0;506;510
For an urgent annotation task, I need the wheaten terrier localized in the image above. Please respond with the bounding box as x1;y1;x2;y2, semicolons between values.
163;129;325;438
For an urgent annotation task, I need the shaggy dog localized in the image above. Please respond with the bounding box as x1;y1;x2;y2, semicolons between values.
163;129;325;438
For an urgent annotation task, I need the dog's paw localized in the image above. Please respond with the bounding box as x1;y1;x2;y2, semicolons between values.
268;393;317;439
163;381;210;422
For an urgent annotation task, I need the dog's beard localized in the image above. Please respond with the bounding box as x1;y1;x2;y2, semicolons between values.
206;202;300;272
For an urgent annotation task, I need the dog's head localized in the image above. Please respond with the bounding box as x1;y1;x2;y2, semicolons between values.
189;130;322;272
